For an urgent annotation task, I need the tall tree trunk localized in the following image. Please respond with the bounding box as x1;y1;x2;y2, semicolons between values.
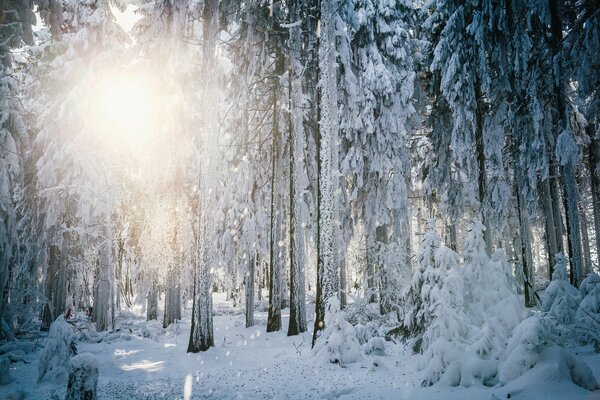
147;279;158;321
245;254;255;328
93;240;112;332
339;254;347;309
287;0;307;336
588;132;600;262
540;178;559;279
164;217;181;328
579;194;592;277
267;16;286;333
188;171;214;352
514;168;537;307
549;0;584;286
475;79;492;252
550;174;565;253
312;0;340;347
366;235;377;303
188;0;217;353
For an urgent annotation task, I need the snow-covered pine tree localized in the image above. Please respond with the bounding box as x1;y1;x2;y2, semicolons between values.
339;0;416;316
29;0;129;331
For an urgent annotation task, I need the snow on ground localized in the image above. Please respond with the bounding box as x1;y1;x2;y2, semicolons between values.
1;294;599;400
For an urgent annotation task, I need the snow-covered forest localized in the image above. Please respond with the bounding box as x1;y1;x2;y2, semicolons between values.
1;0;600;398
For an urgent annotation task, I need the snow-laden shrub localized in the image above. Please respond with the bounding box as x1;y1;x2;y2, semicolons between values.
498;316;546;384
314;297;362;365
419;260;467;386
363;337;385;356
354;321;379;345
396;219;446;349
575;272;600;351
66;353;99;400
0;357;12;385
38;316;77;383
558;351;600;391
541;254;581;340
415;221;528;387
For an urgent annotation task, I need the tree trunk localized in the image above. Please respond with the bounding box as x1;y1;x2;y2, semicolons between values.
515;169;536;307
287;2;307;335
475;79;492;252
540;178;559;279
93;241;112;332
245;254;255;328
549;0;584;287
163;265;180;328
147;280;158;321
312;0;340;347
187;172;214;352
187;0;217;353
588;133;600;264
579;192;592;277
339;254;347;309
267;16;286;333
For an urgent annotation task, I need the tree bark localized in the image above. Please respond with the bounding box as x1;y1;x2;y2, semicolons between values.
549;0;584;286
540;178;559;279
312;0;340;347
588;132;600;264
245;254;255;328
287;0;307;336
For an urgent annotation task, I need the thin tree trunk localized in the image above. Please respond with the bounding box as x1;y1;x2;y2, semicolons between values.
588;132;600;264
475;79;492;253
515;169;536;307
147;280;158;321
245;254;255;328
339;254;347;309
540;178;559;279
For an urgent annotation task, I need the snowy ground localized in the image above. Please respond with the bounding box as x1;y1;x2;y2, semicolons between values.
2;294;600;400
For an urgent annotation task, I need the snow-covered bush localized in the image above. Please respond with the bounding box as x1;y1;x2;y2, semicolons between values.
575;272;600;351
0;357;12;385
363;337;386;356
419;263;467;386
396;219;446;349
558;351;600;391
354;321;380;345
38;316;77;383
66;353;99;400
413;221;530;387
498;316;546;384
314;297;362;365
541;254;581;340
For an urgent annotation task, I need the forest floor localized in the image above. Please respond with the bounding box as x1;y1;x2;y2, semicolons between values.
2;294;600;399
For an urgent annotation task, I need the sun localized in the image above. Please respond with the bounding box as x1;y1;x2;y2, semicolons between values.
92;72;161;148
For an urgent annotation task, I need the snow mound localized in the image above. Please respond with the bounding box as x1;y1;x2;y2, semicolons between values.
499;316;546;384
38;316;77;383
314;297;362;365
66;353;99;400
0;357;13;385
575;273;600;351
559;351;600;391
